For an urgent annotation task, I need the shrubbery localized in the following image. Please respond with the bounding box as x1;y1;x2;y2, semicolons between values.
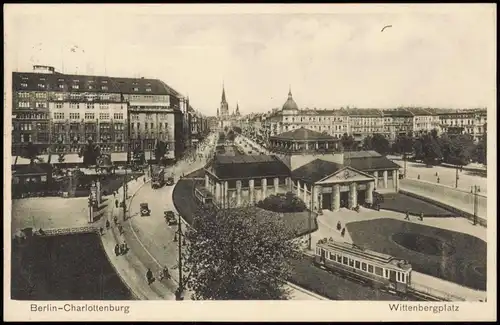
257;192;307;213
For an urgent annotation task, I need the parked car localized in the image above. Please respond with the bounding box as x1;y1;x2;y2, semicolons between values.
164;211;177;225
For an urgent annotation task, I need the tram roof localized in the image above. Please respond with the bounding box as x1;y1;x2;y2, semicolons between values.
318;240;412;270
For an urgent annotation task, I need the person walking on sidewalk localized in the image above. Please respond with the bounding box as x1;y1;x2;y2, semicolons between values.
113;215;118;225
115;199;119;208
106;219;110;230
118;224;124;235
405;211;410;220
146;268;154;285
114;244;120;256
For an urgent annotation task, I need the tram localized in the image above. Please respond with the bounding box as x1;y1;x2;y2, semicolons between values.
314;238;412;294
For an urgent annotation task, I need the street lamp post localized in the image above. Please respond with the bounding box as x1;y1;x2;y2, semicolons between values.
472;185;479;226
175;213;185;300
455;167;459;188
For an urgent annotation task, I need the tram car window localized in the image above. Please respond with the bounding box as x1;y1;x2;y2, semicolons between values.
313;238;412;295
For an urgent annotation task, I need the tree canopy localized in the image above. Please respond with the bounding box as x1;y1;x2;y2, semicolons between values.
79;139;101;166
340;133;357;151
362;133;390;155
185;206;301;300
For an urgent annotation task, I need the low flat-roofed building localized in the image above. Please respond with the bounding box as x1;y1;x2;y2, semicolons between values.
204;154;292;208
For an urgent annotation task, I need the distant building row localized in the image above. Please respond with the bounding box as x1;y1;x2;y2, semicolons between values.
11;65;209;163
240;89;487;142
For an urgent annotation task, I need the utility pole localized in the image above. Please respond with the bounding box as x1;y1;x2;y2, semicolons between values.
455;167;459;188
403;153;407;178
472;185;479;226
175;212;185;300
122;166;128;221
308;185;312;251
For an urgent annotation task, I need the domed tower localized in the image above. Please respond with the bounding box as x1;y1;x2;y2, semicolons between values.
282;86;299;115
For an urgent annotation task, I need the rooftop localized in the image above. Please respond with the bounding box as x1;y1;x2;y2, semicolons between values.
208;154;290;180
292;159;343;183
271;127;336;141
12;70;181;97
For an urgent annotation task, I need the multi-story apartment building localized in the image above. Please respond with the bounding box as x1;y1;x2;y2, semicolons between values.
437;108;487;142
258;89;485;144
12;65;192;163
346;108;385;141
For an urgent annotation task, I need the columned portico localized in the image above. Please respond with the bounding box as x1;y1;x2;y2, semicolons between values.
274;177;279;194
383;170;388;188
205;174;209;188
236;180;242;206
332;184;340;211
348;183;357;209
262;178;267;198
366;181;375;204
373;171;379;189
249;179;255;204
393;170;399;190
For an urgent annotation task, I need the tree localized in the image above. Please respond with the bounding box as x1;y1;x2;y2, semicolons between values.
185;206;301;300
154;140;167;165
362;133;390;155
420;134;442;165
440;134;474;166
340;133;356;151
23;141;40;166
392;133;414;156
79;138;101;166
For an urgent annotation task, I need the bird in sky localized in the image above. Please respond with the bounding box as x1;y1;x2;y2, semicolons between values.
381;25;392;32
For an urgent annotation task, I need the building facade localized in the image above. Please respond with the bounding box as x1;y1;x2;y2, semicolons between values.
12;65;193;164
437;109;487;142
253;87;487;143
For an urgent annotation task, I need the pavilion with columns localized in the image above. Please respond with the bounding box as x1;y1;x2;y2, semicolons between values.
268;127;341;153
204;154;291;208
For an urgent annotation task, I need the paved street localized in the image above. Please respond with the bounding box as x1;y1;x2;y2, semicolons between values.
389;156;488;195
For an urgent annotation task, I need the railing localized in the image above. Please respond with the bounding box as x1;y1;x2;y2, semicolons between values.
409;282;468;302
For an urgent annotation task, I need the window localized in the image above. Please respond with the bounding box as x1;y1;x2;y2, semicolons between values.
342;256;348;265
397;272;400;282
72;84;79;89
368;265;374;273
384;270;389;278
36;102;47;108
401;273;405;283
70;113;80;120
59;84;64;89
102;80;108;84
55;103;63;109
21;83;28;88
101;86;108;90
18;102;30;108
329;252;335;261
38;83;45;88
361;262;367;271
89;85;94;90
100;104;109;110
375;267;383;276
349;259;354;267
99;113;110;120
54;112;65;119
74;79;80;83
70;103;79;109
146;88;152;92
86;103;94;110
133;87;139;92
114;113;124;120
85;113;95;119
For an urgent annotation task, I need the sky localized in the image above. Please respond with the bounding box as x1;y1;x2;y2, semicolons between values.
4;4;496;116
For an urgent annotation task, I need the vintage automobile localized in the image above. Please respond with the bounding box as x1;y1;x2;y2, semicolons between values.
140;203;151;216
166;177;175;186
164;210;177;225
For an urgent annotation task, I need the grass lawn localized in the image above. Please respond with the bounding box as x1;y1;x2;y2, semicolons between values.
288;255;409;301
380;193;455;217
347;218;486;291
280;211;318;237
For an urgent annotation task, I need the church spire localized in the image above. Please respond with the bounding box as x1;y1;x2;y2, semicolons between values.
236;102;240;115
221;82;226;103
288;85;293;99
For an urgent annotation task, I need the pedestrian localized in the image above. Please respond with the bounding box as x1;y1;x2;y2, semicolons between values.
124;242;129;253
417;174;420;180
341;228;345;237
106;219;110;229
113;215;118;225
115;199;119;208
405;211;410;220
120;243;126;254
420;212;424;221
99;227;104;235
114;244;120;256
113;191;116;198
146;268;153;285
437;177;440;184
118;224;124;235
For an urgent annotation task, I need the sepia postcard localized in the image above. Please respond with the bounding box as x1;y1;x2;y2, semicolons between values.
3;3;496;322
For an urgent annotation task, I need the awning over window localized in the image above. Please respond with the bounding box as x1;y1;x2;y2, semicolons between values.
111;152;128;162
